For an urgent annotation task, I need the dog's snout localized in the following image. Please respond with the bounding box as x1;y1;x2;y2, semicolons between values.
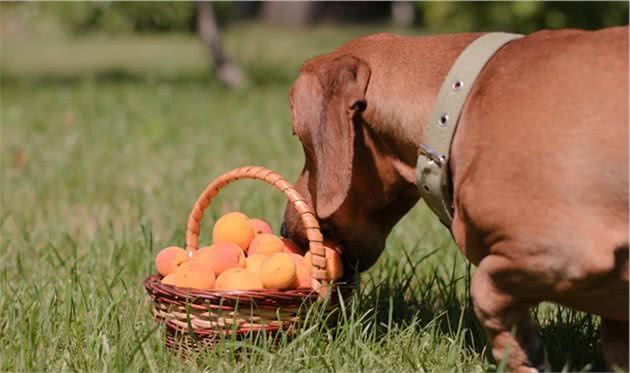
280;222;288;238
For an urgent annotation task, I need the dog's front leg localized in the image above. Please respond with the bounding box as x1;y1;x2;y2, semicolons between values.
471;255;548;372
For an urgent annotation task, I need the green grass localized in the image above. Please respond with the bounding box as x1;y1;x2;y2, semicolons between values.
1;21;605;372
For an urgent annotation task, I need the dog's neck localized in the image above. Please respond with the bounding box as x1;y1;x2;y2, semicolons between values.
361;33;483;185
361;77;441;186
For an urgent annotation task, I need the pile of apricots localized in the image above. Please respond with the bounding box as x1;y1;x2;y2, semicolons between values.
155;212;343;291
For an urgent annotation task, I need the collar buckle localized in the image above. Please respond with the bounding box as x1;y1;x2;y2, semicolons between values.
418;144;447;168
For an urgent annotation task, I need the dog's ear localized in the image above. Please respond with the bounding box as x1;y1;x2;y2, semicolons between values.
311;55;370;219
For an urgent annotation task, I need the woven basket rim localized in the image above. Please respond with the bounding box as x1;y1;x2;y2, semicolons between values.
144;274;355;303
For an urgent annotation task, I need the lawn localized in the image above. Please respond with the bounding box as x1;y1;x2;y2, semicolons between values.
1;22;605;372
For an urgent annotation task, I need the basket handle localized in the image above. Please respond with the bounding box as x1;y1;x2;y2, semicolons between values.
185;166;329;290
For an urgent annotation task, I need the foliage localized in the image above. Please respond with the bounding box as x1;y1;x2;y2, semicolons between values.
3;2;627;36
34;2;198;34
417;1;629;34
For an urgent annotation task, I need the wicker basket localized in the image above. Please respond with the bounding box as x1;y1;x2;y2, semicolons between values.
144;166;353;352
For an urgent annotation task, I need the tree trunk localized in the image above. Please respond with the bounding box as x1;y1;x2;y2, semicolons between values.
197;1;247;88
392;2;415;27
260;2;319;26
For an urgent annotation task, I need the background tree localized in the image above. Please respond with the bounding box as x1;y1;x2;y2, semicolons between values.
198;1;247;89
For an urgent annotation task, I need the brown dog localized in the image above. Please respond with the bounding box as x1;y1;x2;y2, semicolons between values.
282;27;628;372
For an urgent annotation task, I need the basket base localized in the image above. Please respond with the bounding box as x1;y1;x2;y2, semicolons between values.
165;327;217;354
144;274;356;354
164;324;291;355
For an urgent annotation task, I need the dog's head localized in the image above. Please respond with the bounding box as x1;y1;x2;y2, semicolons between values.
281;54;420;271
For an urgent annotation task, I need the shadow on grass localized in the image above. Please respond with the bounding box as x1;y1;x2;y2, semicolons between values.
538;307;606;372
348;248;607;372
350;249;488;355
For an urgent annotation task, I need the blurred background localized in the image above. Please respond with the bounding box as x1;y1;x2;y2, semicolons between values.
2;1;628;86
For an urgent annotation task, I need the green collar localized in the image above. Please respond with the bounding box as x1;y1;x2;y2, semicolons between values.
416;32;523;227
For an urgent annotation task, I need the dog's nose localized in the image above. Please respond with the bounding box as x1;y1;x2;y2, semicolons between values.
280;222;288;238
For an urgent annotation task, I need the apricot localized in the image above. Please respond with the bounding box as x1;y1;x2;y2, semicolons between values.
213;212;255;251
174;261;215;290
155;246;188;276
215;268;263;290
250;218;273;235
243;254;267;275
291;254;311;288
248;233;284;256
190;242;245;276
161;273;177;286
304;244;344;281
260;253;297;290
282;238;304;255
